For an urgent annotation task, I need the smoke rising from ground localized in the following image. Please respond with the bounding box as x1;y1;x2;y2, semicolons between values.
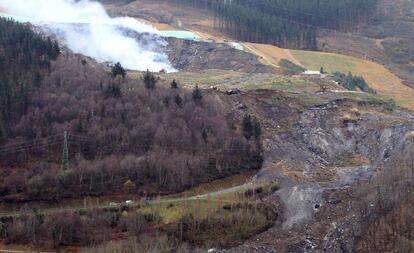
0;0;176;72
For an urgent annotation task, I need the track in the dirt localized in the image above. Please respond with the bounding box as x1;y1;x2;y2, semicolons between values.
0;183;258;218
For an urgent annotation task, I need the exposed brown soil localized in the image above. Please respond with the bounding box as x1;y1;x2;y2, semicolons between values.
106;0;414;111
3;1;413;252
165;38;277;73
213;87;414;252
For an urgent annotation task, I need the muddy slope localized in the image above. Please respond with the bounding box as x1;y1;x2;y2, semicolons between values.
38;23;275;74
216;89;414;253
121;29;277;73
165;38;276;73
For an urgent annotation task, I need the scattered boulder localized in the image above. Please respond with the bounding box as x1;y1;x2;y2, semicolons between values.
226;89;240;95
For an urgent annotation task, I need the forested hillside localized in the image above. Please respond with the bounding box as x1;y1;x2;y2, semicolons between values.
0;18;262;202
170;0;378;49
0;18;60;141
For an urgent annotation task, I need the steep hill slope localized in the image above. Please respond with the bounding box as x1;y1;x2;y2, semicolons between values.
213;85;414;253
0;18;262;203
289;50;414;109
104;1;413;110
106;0;414;96
1;2;414;252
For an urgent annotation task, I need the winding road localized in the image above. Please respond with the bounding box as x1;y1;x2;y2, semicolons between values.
0;182;260;218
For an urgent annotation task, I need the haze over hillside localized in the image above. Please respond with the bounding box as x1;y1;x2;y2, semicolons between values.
0;0;413;252
0;0;175;71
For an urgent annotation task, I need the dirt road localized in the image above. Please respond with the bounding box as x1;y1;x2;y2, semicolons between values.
0;182;260;218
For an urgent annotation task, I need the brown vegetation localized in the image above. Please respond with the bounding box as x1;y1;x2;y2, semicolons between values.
0;50;262;202
169;202;276;247
2;209;121;247
354;143;414;252
0;24;262;203
0;198;277;251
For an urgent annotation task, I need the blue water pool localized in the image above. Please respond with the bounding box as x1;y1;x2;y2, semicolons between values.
160;31;201;41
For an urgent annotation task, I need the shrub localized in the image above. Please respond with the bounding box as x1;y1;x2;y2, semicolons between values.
143;69;156;90
170;79;178;89
192;85;203;101
242;114;261;140
270;184;279;193
255;187;264;194
111;62;126;78
333;71;375;94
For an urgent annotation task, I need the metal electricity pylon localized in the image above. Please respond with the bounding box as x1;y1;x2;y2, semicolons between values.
62;131;69;170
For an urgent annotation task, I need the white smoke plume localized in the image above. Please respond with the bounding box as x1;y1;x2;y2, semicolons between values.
0;0;176;72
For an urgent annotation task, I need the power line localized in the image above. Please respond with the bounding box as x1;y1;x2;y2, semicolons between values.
0;140;63;155
0;132;259;159
0;137;62;154
0;135;61;151
0;134;61;150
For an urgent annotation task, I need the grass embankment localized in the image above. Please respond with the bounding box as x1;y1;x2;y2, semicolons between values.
136;180;279;224
0;177;279;250
232;41;408;110
120;0;414;109
240;43;411;110
160;70;315;93
169;170;257;198
0;166;277;223
0;171;263;218
166;70;393;109
130;69;396;114
134;181;278;247
290;50;414;109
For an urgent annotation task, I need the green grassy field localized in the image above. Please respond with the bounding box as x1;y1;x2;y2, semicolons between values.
129;69;395;113
136;180;278;224
160;70;322;94
129;69;322;94
290;50;414;109
291;50;357;73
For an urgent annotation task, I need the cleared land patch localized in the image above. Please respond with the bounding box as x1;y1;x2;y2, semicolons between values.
243;43;303;68
291;50;414;109
161;70;317;93
131;14;413;109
